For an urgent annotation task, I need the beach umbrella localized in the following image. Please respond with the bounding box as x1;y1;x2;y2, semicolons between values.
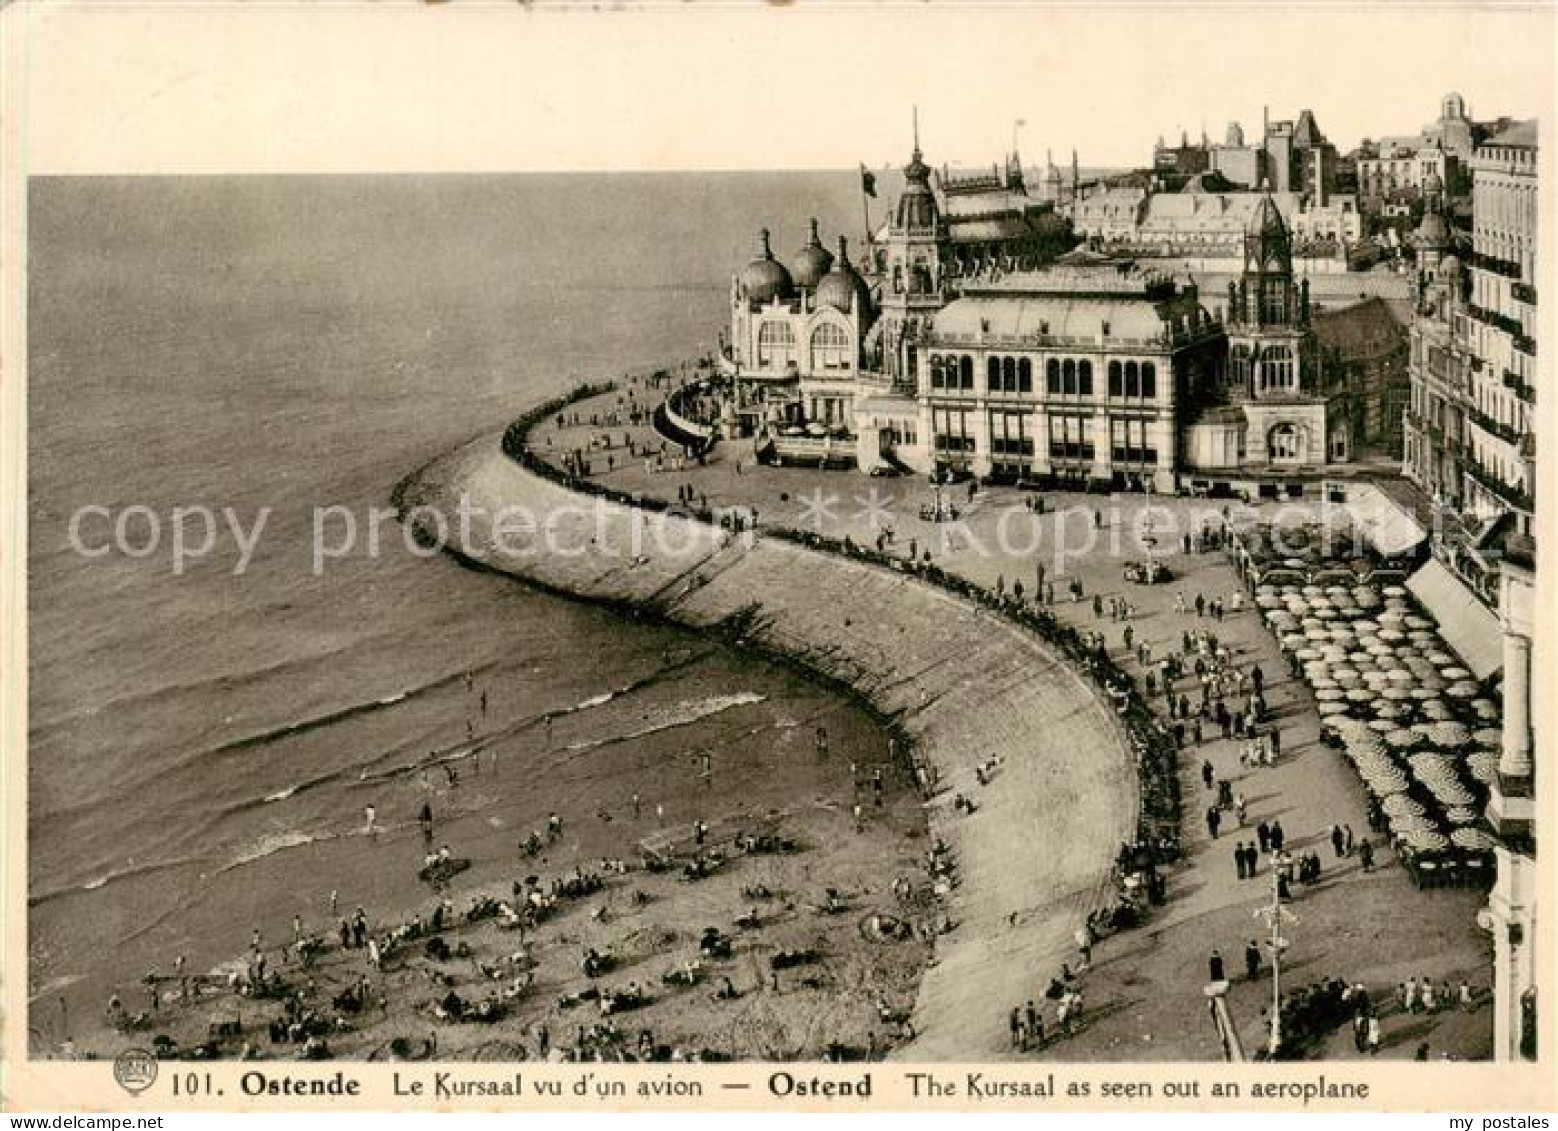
1378;628;1405;642
1375;702;1405;720
1314;607;1338;620
1257;595;1282;609
1296;647;1323;661
1310;676;1339;690
1422;701;1453;720
1386;668;1414;684
1383;793;1425;817
1367;717;1396;733
1302;584;1323;596
1354;618;1380;633
1386;727;1420;748
1408;629;1436;643
1467;752;1499;786
1408;687;1436;700
1281;633;1308;650
1400;828;1450;853
1405;615;1433;630
1318;701;1352;717
1473;727;1502;747
1446;681;1478;699
1426;650;1455;665
1346;687;1374;702
1382;687;1412;701
1304;628;1329;642
1442;666;1472;682
1427;721;1471;748
1315;688;1345;702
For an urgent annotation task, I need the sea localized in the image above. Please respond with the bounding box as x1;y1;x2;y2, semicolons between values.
24;171;876;1047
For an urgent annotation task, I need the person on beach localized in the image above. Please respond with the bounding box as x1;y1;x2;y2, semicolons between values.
1208;950;1225;983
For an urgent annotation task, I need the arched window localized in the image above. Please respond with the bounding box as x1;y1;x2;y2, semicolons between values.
1108;360;1123;397
1078;359;1093;396
1141;361;1156;399
988;356;1002;390
960;356;974;389
1046;358;1061;395
930;354;945;390
809;321;850;371
1062;359;1077;395
1018;358;1033;393
757;321;796;368
1124;360;1139;398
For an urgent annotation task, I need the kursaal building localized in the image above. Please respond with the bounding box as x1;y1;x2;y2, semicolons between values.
721;133;1362;493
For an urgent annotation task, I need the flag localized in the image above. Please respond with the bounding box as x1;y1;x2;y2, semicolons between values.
860;163;877;198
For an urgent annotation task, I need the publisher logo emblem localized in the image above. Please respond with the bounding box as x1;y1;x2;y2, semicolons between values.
113;1047;158;1095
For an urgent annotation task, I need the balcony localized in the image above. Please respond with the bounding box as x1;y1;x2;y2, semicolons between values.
1503;370;1536;404
1469;250;1522;279
1466;406;1521;447
1512;281;1538;306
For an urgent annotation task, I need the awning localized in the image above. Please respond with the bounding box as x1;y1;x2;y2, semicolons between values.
1341;483;1427;558
1406;559;1503;681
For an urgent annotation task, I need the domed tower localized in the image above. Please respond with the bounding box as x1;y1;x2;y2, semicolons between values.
1240;190;1299;329
790;218;835;292
1413;178;1451;279
1226;188;1318;408
877;111;946;388
739;228;795;307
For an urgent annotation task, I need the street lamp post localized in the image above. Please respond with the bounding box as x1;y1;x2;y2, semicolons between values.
1256;861;1297;1057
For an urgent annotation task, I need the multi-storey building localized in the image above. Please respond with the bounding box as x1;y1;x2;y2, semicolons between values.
1462;121;1538;533
727;131;1368;489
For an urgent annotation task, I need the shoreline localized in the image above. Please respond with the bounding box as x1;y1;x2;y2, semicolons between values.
397;401;1139;1057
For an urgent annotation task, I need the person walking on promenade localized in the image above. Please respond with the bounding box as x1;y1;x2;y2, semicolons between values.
1009;1006;1023;1051
1269;820;1285;853
1208;950;1225;983
1256;820;1271;854
1235;842;1247;880
1026;1001;1041;1050
1245;940;1261;981
1234;791;1247;826
1330;824;1346;858
1206;805;1222;839
1367;1013;1382;1055
1201;758;1215;791
1343;824;1355;856
1359;838;1374;872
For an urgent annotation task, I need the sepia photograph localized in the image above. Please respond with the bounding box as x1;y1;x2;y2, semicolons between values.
1;0;1552;1114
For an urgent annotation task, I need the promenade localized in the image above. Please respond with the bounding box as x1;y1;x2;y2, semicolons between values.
519;384;1494;1061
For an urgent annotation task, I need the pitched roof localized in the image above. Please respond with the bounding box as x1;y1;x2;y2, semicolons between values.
1312;296;1408;361
1485;119;1537;148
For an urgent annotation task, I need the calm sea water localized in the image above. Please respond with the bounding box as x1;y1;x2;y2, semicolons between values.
25;172;872;1042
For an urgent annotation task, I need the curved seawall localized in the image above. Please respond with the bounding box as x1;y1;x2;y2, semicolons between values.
399;433;1137;1058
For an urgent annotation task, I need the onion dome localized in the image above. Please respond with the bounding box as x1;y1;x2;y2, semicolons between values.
741;229;795;305
1244;190;1291;273
815;236;874;321
790;218;835;291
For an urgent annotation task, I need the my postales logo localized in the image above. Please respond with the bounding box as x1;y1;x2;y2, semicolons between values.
113;1047;159;1095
